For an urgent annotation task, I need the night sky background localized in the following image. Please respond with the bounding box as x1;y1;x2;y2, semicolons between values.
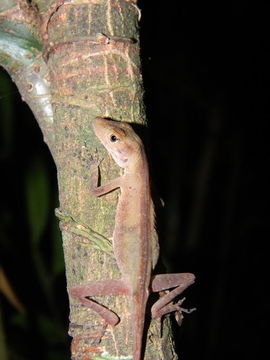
0;1;269;359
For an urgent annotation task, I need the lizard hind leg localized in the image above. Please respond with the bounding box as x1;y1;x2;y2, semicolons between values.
70;279;129;326
150;273;195;320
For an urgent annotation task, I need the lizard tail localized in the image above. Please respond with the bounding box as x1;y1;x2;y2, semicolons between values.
132;292;148;360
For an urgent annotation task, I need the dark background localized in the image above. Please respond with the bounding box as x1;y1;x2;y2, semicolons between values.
0;1;269;359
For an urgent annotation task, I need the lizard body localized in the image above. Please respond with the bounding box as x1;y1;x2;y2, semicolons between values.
70;117;195;360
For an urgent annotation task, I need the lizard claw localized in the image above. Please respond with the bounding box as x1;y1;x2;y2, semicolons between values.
174;298;196;326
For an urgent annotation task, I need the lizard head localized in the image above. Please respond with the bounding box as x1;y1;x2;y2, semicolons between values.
92;117;143;169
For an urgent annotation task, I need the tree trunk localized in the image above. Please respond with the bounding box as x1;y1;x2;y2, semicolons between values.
0;1;178;359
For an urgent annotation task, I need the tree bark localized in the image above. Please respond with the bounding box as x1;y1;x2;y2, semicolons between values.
0;1;179;359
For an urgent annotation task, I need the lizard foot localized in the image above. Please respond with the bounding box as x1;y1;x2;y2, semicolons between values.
174;297;196;325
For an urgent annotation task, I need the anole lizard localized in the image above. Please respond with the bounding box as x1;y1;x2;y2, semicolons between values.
70;117;195;360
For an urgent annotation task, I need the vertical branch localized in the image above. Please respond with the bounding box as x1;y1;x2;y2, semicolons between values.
39;1;148;358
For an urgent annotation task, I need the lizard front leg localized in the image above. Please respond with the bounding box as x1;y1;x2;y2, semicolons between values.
150;273;195;320
89;156;123;197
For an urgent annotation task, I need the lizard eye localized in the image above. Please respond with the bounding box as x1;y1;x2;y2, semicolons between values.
110;134;119;142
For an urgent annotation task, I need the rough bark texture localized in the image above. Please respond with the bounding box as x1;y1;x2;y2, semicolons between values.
0;1;178;359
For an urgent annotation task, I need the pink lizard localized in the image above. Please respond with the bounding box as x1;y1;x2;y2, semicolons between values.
70;117;195;359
